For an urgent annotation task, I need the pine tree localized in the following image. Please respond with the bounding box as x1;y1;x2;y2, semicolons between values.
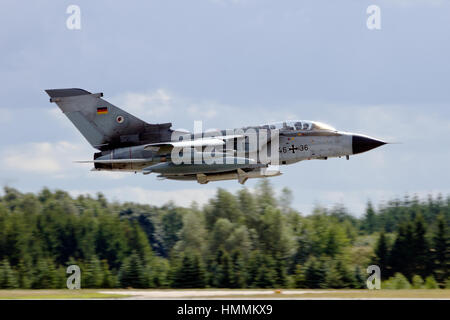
389;223;414;279
161;209;183;256
123;221;154;267
374;232;389;276
323;224;348;258
231;250;246;288
279;187;293;215
412;275;424;289
118;252;147;288
33;258;58;289
335;259;356;288
17;259;32;289
324;227;339;257
246;251;261;287
0;259;19;289
412;214;429;277
173;252;206;288
363;201;377;234
433;215;449;285
217;251;233;288
255;179;277;213
254;255;277;288
424;275;439;289
274;256;288;288
304;256;326;288
353;265;365;289
237;188;259;231
83;255;103;288
148;257;169;288
294;264;306;288
100;259;116;288
324;262;343;288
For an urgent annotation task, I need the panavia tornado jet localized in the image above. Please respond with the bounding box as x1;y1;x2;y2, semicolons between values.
45;88;388;184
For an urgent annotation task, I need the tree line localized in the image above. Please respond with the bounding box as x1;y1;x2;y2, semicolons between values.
0;182;448;289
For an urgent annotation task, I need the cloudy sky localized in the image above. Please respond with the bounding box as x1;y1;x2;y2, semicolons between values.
1;0;449;215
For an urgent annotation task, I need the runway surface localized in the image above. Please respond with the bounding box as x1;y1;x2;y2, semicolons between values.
99;289;336;299
98;289;450;300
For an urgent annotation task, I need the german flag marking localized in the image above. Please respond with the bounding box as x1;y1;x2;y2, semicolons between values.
97;107;108;115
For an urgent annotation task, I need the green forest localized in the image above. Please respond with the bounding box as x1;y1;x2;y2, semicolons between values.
0;181;448;289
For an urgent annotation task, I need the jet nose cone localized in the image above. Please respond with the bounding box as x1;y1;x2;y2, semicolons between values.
352;135;387;155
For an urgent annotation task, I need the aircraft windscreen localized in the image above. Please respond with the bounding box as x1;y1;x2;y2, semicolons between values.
311;121;336;131
242;120;336;132
261;121;313;130
268;121;335;131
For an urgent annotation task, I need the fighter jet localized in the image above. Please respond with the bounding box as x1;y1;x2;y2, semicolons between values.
45;88;388;184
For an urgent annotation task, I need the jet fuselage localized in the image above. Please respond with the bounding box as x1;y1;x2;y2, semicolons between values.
45;89;388;184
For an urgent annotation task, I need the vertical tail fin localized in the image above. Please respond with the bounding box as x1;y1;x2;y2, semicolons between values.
45;88;172;150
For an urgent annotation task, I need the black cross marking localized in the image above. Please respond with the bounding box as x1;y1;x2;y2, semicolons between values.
288;145;298;153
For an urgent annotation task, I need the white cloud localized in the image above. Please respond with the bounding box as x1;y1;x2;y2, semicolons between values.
89;171;131;180
111;89;174;119
109;88;308;131
186;102;219;120
46;107;74;129
68;186;217;207
110;89;241;129
1;141;91;176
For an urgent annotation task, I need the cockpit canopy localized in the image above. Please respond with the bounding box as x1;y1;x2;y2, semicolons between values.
244;120;336;132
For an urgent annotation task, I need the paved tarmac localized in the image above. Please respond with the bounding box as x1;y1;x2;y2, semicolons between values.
99;290;352;299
